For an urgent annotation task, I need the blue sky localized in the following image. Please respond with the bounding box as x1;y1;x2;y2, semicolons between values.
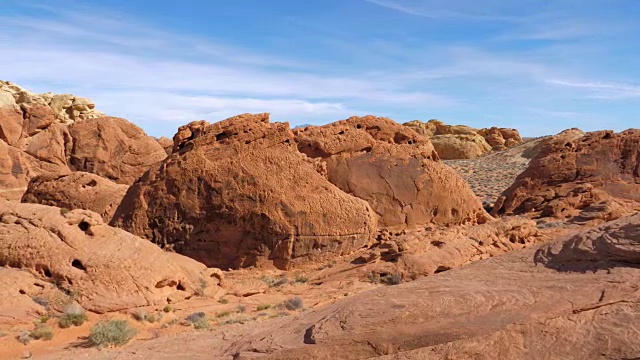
1;0;639;137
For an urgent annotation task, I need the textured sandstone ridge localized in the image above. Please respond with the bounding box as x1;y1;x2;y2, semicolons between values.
21;172;129;222
220;214;640;359
293;116;490;229
404;119;522;159
492;129;640;220
111;113;378;270
0;81;166;200
0;200;224;314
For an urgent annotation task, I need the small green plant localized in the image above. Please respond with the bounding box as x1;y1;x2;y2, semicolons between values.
235;305;246;313
282;297;303;311
185;312;206;324
293;274;308;284
163;305;173;313
88;320;137;348
192;318;210;330
256;304;271;311
132;310;160;323
0;332;6;338
39;315;50;323
260;275;288;288
58;304;88;328
60;208;70;215
215;311;232;318
30;324;54;341
217;298;229;304
268;311;289;319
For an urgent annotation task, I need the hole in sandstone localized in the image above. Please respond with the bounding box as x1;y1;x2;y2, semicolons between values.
451;208;460;217
43;268;52;278
284;139;290;144
71;259;86;271
356;124;362;129
603;133;612;139
155;279;178;288
19;289;26;295
245;140;251;144
564;142;572;148
362;146;372;153
86;179;98;187
434;266;451;274
215;132;230;141
430;240;445;248
408;140;413;145
78;221;90;232
338;130;345;135
177;282;186;291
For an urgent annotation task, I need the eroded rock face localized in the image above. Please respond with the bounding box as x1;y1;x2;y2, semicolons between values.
294;116;489;229
0;200;223;314
68;117;168;184
0;81;164;200
111;113;377;270
21;172;129;222
404;119;522;159
492;129;640;220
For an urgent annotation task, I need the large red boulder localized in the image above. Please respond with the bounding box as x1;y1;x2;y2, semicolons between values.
111;114;377;270
294;116;490;229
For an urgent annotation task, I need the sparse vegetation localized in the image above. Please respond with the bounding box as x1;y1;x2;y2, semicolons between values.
293;274;308;284
195;278;208;297
192;318;210;330
235;305;246;313
218;315;250;326
88;320;137;348
58;304;88;328
383;273;402;285
31;296;50;309
268;311;289;319
132;309;160;323
256;304;271;311
185;312;206;324
60;208;69;215
17;331;31;344
39;315;50;323
30;324;54;341
283;297;304;311
163;305;173;313
215;311;232;318
260;275;288;288
217;297;229;304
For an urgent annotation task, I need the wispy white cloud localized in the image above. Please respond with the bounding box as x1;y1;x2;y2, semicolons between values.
364;0;524;21
546;79;640;99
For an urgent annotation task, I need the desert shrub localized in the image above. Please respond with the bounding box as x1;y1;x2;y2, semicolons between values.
283;297;303;311
256;304;271;311
235;305;246;313
383;273;402;285
31;296;50;309
132;310;159;323
60;208;69;215
366;272;381;283
30;324;54;341
193;318;210;330
59;304;88;328
163;305;173;313
17;331;31;344
88;320;137;348
185;312;206;323
217;298;229;304
195;278;208;297
219;315;250;326
268;311;289;319
260;275;288;288
293;274;308;284
39;315;50;323
215;311;231;318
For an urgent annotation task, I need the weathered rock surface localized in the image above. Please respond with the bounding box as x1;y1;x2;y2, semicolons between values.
404;119;522;159
111;113;377;270
430;133;492;159
21;172;129;222
492;129;640;220
48;213;640;360
0;200;223;313
0;81;165;199
294;116;489;229
156;136;174;155
67;117;167;184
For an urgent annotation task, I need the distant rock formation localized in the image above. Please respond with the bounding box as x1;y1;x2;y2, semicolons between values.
404;119;523;159
492;128;640;221
0;81;166;200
